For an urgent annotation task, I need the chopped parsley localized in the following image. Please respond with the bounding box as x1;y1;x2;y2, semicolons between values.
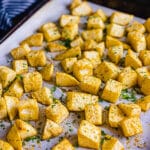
16;74;23;80
101;130;111;145
51;86;57;93
121;89;136;102
61;39;71;48
24;136;40;143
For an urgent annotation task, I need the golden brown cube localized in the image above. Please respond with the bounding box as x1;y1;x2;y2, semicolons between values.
146;34;150;49
0;97;7;119
84;39;97;51
94;9;107;22
70;36;84;49
0;140;14;150
139;50;150;66
144;18;150;32
18;99;39;121
95;42;105;57
0;83;2;98
141;76;150;95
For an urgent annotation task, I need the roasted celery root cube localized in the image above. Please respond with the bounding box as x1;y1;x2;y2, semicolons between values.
23;71;42;92
125;49;142;69
78;120;101;149
61;57;77;73
27;50;46;67
110;12;133;25
55;46;81;61
84;39;97;50
118;103;141;117
108;45;123;64
146;34;150;49
52;138;74;150
67;91;98;111
70;0;82;9
7;125;22;150
118;67;137;89
4;79;24;98
12;60;28;74
126;21;145;33
40;22;56;32
136;95;150;111
95;42;105;57
56;72;79;87
141;77;150;95
5;96;19;120
101;79;122;103
42;119;63;140
60;14;80;27
70;36;84;49
87;15;105;29
21;33;43;46
31;87;53;105
47;41;67;52
83;51;101;68
15;119;37;140
85;103;102;125
139;50;150;66
94;9;107;22
94;61;120;82
0;66;16;88
136;67;150;87
120;117;143;137
0;83;2;97
73;58;93;81
144;18;150;32
0;140;14;150
0;97;7;119
18;99;39;121
10;43;31;60
102;136;124;150
72;2;92;16
127;31;146;52
46;100;69;123
106;35;122;48
40;64;54;81
122;42;131;50
79;76;101;95
82;29;103;42
108;104;124;127
107;23;125;38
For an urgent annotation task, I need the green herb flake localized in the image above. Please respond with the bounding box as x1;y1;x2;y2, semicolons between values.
121;89;136;102
16;74;23;80
24;136;40;142
101;130;106;136
51;86;57;93
61;39;71;48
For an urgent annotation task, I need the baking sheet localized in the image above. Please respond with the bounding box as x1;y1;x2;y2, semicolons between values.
0;0;149;149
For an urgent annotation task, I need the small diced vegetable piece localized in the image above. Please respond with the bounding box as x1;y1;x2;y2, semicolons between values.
79;76;101;95
23;71;42;92
126;21;145;33
10;43;31;60
139;50;150;66
108;105;125;127
95;42;105;57
141;77;150;95
122;42;131;50
15;119;37;140
0;97;7;119
40;22;56;32
55;46;81;61
87;15;105;29
0;66;16;88
94;61;120;82
125;49;142;69
7;125;22;150
84;39;97;51
52;138;74;150
70;0;82;9
73;58;93;81
4;79;23;98
67;91;98;111
5;96;19;120
118;103;141;117
108;45;123;64
120;117;143;137
83;51;101;68
12;60;28;74
94;9;107;22
31;87;53;105
107;23;125;38
78;120;101;149
70;36;84;49
146;34;150;49
102;136;124;150
82;29;103;42
42;119;63;140
85;103;102;125
27;50;46;67
18;99;39;121
56;72;79;87
136;67;150;87
21;33;43;46
60;14;80;27
0;140;14;150
110;12;133;26
136;95;150;111
0;83;2;97
127;31;146;52
144;18;150;32
61;57;77;73
118;67;137;89
47;41;67;52
72;2;92;16
40;64;54;81
101;79;122;103
46;100;69;123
